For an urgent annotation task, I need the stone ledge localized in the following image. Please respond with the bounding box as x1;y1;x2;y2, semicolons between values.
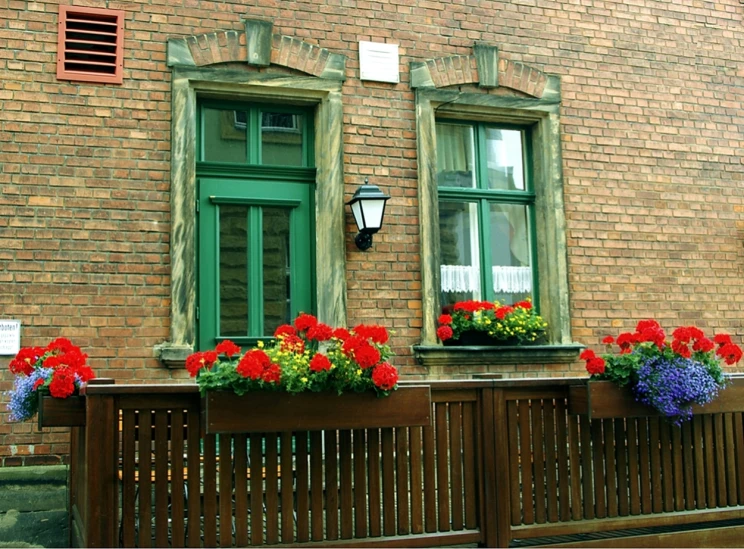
154;343;192;369
413;343;584;367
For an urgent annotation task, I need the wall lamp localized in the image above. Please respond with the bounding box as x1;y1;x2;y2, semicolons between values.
347;178;391;251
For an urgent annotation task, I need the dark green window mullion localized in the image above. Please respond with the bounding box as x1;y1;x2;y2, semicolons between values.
527;203;540;312
247;206;264;337
477;199;494;302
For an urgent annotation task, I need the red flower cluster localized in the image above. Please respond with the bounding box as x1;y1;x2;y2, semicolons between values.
236;349;281;384
9;337;95;399
580;348;606;375
186;351;218;377
371;362;399;391
342;335;382;369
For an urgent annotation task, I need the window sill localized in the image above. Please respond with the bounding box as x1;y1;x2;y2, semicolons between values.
154;343;193;369
413;343;585;367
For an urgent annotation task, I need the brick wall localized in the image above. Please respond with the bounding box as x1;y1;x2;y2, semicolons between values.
2;0;744;463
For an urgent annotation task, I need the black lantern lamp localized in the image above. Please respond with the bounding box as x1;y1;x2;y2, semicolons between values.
347;178;391;251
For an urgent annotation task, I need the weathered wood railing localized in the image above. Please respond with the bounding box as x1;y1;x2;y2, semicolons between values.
66;378;744;547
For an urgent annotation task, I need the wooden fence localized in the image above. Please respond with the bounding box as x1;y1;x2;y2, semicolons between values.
66;378;744;547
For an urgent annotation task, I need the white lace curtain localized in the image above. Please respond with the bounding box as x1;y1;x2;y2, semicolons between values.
441;265;532;294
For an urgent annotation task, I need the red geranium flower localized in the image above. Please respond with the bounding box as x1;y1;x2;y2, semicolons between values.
236;349;271;380
371;362;399;391
438;314;453;325
215;340;241;358
33;378;45;391
353;324;389;344
185;351;218;377
717;343;743;365
437;325;453;341
585;357;606;375
513;300;532;310
261;363;282;384
671;339;691;358
309;353;332;372
332;328;351;341
279;335;305;354
579;348;596;360
9;347;43;376
635;319;661;333
714;333;732;347
46;337;76;354
495;306;514;320
307;323;333;342
602;336;615;345
672;326;692;343
693;337;715;353
274;324;297;338
354;344;381;369
294;313;318;332
49;368;76;399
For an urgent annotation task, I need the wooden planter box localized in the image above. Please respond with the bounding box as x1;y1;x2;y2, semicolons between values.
37;394;86;429
568;380;744;420
202;385;432;434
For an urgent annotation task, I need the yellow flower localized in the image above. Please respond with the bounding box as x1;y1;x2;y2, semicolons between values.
257;341;264;348
301;377;308;383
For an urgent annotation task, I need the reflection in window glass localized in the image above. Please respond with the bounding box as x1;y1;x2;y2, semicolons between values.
202;108;248;163
439;201;481;309
485;128;525;190
263;207;292;336
489;203;531;304
261;112;304;166
219;205;249;336
436;123;476;188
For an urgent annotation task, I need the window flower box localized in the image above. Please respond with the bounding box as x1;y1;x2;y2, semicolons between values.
569;379;744;421
202;385;432;434
37;394;86;429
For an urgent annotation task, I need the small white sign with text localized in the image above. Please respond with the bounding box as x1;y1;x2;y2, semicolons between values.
0;320;21;356
359;41;399;84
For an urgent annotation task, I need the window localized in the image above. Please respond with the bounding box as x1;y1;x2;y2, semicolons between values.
436;121;537;312
196;101;315;349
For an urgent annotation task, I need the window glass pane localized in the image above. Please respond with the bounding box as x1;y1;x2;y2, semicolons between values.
485;128;525;191
263;207;292;336
219;205;249;336
436;123;476;188
261;112;304;166
202;108;248;163
439;201;481;310
489;203;532;304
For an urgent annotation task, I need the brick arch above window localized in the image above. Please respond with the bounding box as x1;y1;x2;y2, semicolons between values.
167;19;346;81
410;44;549;99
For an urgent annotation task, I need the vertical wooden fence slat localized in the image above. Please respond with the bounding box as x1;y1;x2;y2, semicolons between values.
462;402;477;530
435;402;451;532
519;400;535;524
714;414;728;507
265;433;280;545
724;413;738;506
354;429;370;538
367;429;381;537
703;415;717;508
202;433;218;548
280;432;294;544
603;419;618;518
492;388;514;548
449;403;464;531
579;415;594;520
410;426;425;533
660;423;674;512
554;399;570;523
84;395;118;548
396;427;410;534
233;434;248;547
614;419;629;517
543;401;558;523
627;418;641;516
121;410;136;548
340;430;355;539
250;433;265;545
310;431;324;542
735;413;744;504
692;415;707;510
681;421;695;511
591;419;607;519
170;410;186;548
567;414;583;521
638;418;652;515
532;400;547;524
295;431;310;542
422;421;437;533
480;387;498;548
671;425;684;512
138;409;153;549
507;401;522;526
154;411;170;549
649;418;662;514
186;408;202;548
325;430;340;541
219;433;233;548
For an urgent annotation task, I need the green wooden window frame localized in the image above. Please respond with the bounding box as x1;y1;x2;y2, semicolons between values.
196;101;316;349
436;120;539;309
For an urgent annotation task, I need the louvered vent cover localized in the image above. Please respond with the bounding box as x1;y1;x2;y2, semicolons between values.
57;5;124;84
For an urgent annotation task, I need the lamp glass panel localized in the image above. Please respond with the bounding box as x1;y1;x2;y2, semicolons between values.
350;201;364;231
360;199;386;230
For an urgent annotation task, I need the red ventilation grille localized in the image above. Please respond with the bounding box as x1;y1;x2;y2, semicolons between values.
57;5;124;84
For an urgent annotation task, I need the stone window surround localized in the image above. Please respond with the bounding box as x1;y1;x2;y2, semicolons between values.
156;22;347;367
411;47;582;366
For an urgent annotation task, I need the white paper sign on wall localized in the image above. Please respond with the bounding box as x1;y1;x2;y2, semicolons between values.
359;41;399;84
0;320;21;356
